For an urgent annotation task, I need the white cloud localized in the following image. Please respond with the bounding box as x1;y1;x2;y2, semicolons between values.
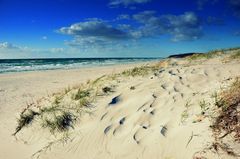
0;42;19;49
133;11;203;41
58;19;135;49
57;11;205;51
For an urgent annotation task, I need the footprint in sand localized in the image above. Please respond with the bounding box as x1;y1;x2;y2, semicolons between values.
149;110;155;115
119;117;126;125
160;125;168;137
100;112;108;121
108;95;121;106
104;125;112;135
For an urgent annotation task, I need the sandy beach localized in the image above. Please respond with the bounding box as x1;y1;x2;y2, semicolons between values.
0;63;145;159
0;50;240;159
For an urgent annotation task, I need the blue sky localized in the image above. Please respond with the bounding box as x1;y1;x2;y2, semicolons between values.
0;0;240;58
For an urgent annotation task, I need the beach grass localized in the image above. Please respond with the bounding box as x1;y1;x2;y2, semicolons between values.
41;111;76;133
229;50;240;59
212;77;240;142
13;110;39;135
187;47;240;61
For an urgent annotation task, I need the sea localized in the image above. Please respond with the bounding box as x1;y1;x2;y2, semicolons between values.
0;58;161;74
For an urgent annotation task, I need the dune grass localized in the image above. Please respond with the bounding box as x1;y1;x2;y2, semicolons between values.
187;51;223;61
121;65;158;77
187;47;240;61
13;110;39;135
212;77;240;142
41;111;76;133
229;50;240;59
73;89;90;100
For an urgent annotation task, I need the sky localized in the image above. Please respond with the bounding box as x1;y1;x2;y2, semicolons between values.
0;0;240;58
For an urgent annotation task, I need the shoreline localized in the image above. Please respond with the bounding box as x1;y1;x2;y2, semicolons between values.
0;58;161;75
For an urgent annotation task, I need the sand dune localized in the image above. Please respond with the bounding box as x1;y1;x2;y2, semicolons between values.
1;53;240;159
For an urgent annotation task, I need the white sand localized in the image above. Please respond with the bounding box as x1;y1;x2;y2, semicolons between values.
0;58;239;159
0;64;141;159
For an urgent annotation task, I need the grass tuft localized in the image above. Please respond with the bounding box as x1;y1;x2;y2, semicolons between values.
121;66;154;77
13;110;39;136
42;111;76;133
73;89;90;100
102;86;113;93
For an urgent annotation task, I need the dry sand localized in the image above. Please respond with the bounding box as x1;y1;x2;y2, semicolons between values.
0;64;142;159
0;57;239;159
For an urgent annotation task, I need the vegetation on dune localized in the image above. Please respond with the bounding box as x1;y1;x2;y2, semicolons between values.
72;89;90;100
13;109;39;135
211;77;240;142
187;51;223;61
197;77;240;157
187;47;240;61
229;50;240;59
41;111;76;133
181;100;192;123
102;86;113;93
121;65;159;77
199;100;209;115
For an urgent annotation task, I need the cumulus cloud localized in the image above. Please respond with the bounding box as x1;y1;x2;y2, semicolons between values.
0;42;20;49
58;20;131;40
58;19;136;48
57;11;205;50
133;11;203;41
109;0;151;7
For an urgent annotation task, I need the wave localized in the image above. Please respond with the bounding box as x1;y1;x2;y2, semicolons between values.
0;58;160;74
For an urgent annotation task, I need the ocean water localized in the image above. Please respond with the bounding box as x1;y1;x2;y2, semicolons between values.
0;58;160;74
